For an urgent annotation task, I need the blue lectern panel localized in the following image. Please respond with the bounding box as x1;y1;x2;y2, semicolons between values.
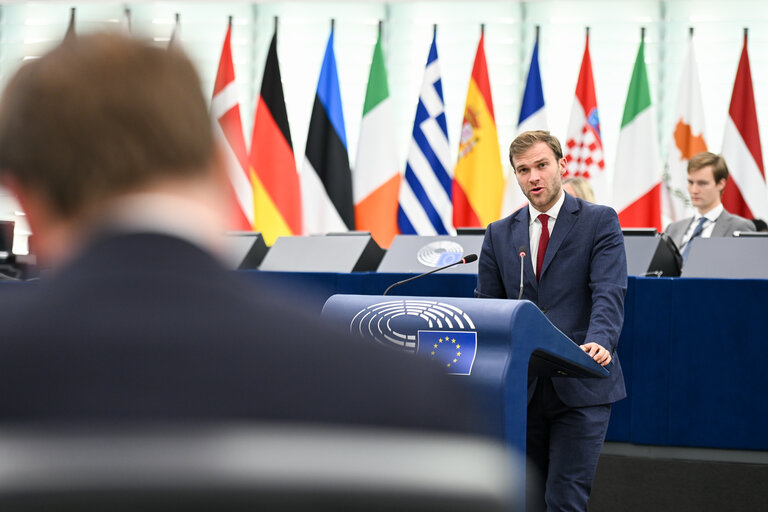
322;294;609;510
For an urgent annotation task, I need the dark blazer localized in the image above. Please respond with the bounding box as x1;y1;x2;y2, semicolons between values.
665;209;756;249
0;232;478;433
476;193;627;407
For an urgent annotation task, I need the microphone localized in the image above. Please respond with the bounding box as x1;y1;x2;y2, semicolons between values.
383;253;478;296
517;246;526;300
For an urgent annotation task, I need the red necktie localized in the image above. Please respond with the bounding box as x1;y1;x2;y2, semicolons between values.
536;214;549;281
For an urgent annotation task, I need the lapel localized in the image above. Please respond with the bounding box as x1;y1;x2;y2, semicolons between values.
510;208;538;291
710;211;729;237
540;193;580;279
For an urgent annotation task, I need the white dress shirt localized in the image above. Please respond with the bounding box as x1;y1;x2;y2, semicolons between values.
680;203;723;249
528;191;566;277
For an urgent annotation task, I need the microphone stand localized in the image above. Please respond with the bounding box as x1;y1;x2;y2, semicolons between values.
383;254;477;296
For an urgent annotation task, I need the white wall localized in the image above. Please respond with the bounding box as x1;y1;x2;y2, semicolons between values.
2;0;768;251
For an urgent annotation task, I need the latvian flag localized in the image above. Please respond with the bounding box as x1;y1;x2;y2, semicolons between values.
721;29;767;221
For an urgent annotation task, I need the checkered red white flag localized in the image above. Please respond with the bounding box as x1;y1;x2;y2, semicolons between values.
564;30;606;198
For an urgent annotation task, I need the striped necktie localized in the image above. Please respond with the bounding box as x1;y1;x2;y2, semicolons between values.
681;217;708;262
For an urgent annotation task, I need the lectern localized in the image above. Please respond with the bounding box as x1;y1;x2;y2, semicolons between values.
322;294;608;509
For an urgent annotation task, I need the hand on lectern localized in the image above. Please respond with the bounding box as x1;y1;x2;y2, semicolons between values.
580;342;612;366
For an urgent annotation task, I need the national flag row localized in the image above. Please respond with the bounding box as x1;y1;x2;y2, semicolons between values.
211;20;766;247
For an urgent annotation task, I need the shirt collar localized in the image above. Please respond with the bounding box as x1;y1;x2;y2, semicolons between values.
695;203;724;223
528;190;566;226
91;192;226;257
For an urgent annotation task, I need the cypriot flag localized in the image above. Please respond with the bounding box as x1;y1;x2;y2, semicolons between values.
662;28;707;227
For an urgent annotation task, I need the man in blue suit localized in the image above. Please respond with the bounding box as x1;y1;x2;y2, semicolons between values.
477;131;627;511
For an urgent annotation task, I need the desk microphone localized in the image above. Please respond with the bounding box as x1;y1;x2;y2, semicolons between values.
383;254;478;296
517;246;526;300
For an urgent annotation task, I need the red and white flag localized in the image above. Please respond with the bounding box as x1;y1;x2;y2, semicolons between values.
721;30;767;220
564;29;606;201
211;19;253;230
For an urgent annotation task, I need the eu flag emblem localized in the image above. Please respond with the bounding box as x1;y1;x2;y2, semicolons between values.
417;331;477;376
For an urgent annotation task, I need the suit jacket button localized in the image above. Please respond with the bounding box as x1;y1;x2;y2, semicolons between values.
539;307;547;313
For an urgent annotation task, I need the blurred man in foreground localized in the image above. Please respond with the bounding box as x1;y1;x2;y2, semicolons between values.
0;33;478;432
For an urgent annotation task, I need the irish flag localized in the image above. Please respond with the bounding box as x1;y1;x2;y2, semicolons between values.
354;26;400;248
613;30;662;231
663;29;707;226
721;29;767;220
452;28;504;229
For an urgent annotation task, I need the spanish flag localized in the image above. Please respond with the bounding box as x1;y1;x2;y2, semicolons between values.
452;29;504;228
249;24;302;244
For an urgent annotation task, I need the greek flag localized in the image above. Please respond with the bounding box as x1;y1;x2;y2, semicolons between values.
398;27;453;235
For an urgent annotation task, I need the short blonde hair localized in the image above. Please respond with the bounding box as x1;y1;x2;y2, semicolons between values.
563;177;595;203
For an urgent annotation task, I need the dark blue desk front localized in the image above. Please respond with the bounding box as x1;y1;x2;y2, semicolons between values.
243;271;768;451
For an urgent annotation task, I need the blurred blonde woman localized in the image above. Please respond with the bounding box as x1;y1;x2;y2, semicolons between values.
563;176;595;203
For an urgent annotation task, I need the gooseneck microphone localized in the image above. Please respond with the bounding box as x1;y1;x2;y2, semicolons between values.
517;246;526;300
383;254;478;296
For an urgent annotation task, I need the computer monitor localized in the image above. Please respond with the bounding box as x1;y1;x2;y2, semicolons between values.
0;221;14;262
622;228;657;237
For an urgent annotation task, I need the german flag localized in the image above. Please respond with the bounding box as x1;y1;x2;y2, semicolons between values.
249;25;302;244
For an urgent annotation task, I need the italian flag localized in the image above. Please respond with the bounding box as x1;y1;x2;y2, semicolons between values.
452;29;504;229
354;28;400;248
613;31;662;231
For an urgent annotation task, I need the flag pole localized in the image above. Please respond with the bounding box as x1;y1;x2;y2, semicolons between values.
689;26;694;38
274;16;278;34
535;25;540;44
744;26;748;44
124;8;131;34
641;26;645;43
481;23;485;38
63;7;76;41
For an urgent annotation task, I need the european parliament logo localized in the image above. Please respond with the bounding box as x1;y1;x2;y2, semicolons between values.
417;330;477;376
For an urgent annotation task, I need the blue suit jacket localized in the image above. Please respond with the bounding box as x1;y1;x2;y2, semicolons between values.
476;193;627;407
0;232;481;433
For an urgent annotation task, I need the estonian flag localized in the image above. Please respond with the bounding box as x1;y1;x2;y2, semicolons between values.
300;24;354;234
